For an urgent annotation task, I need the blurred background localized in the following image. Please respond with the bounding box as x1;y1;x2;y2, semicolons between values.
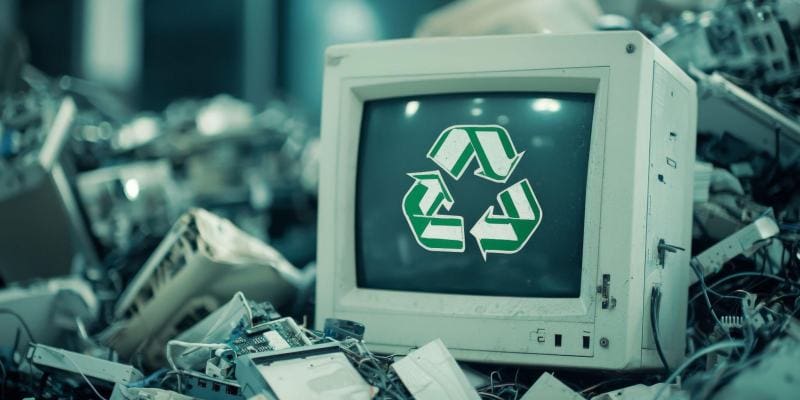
1;0;800;398
6;0;453;118
2;0;734;119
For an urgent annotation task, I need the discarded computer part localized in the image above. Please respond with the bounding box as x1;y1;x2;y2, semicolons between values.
693;70;800;167
319;31;696;371
205;348;237;379
519;372;582;400
235;342;375;400
720;315;745;330
693;201;747;241
111;385;194;400
76;160;183;255
28;343;144;386
744;299;783;336
323;318;366;341
590;383;686;400
0;277;97;353
655;1;800;85
691;214;780;283
178;370;244;400
229;317;311;356
704;336;800;400
248;301;282;327
0;96;100;283
100;208;304;369
170;293;269;371
111;114;163;152
391;339;480;400
0;94;74;200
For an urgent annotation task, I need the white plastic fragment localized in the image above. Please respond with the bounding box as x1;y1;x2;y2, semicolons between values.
520;372;584;400
391;339;480;400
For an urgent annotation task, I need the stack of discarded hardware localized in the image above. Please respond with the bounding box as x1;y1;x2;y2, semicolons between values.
4;283;488;399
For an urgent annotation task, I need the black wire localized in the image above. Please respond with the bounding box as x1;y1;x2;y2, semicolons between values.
0;309;37;344
689;271;800;304
0;309;38;395
651;286;670;372
36;372;48;399
690;263;727;329
0;357;6;399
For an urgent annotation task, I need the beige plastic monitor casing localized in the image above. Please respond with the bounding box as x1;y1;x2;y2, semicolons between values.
316;31;696;370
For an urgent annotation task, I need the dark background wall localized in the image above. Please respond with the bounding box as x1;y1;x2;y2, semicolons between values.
6;0;451;119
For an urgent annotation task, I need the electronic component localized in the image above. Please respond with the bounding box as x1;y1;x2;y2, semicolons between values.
229;317;311;356
691;214;781;283
76;160;182;254
520;372;582;400
100;209;304;369
0;96;75;201
28;343;144;386
248;301;282;327
692;69;800;167
655;1;800;85
235;342;374;400
317;31;696;369
710;337;800;400
205;349;237;379
323;318;365;341
0;95;100;284
111;386;194;400
0;277;97;353
180;370;244;400
391;339;479;400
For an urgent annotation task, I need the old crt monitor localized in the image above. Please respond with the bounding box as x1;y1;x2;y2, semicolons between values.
316;32;697;370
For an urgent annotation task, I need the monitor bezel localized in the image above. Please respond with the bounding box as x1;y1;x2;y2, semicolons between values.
324;67;608;351
318;32;696;369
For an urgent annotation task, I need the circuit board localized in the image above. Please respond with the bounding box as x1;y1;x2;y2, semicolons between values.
229;317;311;355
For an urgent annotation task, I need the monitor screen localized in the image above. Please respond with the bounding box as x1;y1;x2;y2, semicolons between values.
356;92;595;298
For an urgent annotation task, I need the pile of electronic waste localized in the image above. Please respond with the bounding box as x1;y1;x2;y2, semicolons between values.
1;0;800;399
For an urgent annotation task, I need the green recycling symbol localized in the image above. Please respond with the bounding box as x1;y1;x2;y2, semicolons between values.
402;125;543;260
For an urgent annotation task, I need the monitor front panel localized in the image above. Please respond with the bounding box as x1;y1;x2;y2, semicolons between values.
355;92;595;299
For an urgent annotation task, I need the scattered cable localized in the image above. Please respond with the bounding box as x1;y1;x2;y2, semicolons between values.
165;340;231;392
39;346;107;400
579;377;633;395
0;309;37;343
690;271;800;303
653;340;747;400
650;286;670;372
691;263;732;344
236;291;254;327
0;308;39;395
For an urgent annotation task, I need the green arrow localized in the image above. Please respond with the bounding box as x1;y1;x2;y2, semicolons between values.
469;179;542;260
402;170;465;252
427;125;524;183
